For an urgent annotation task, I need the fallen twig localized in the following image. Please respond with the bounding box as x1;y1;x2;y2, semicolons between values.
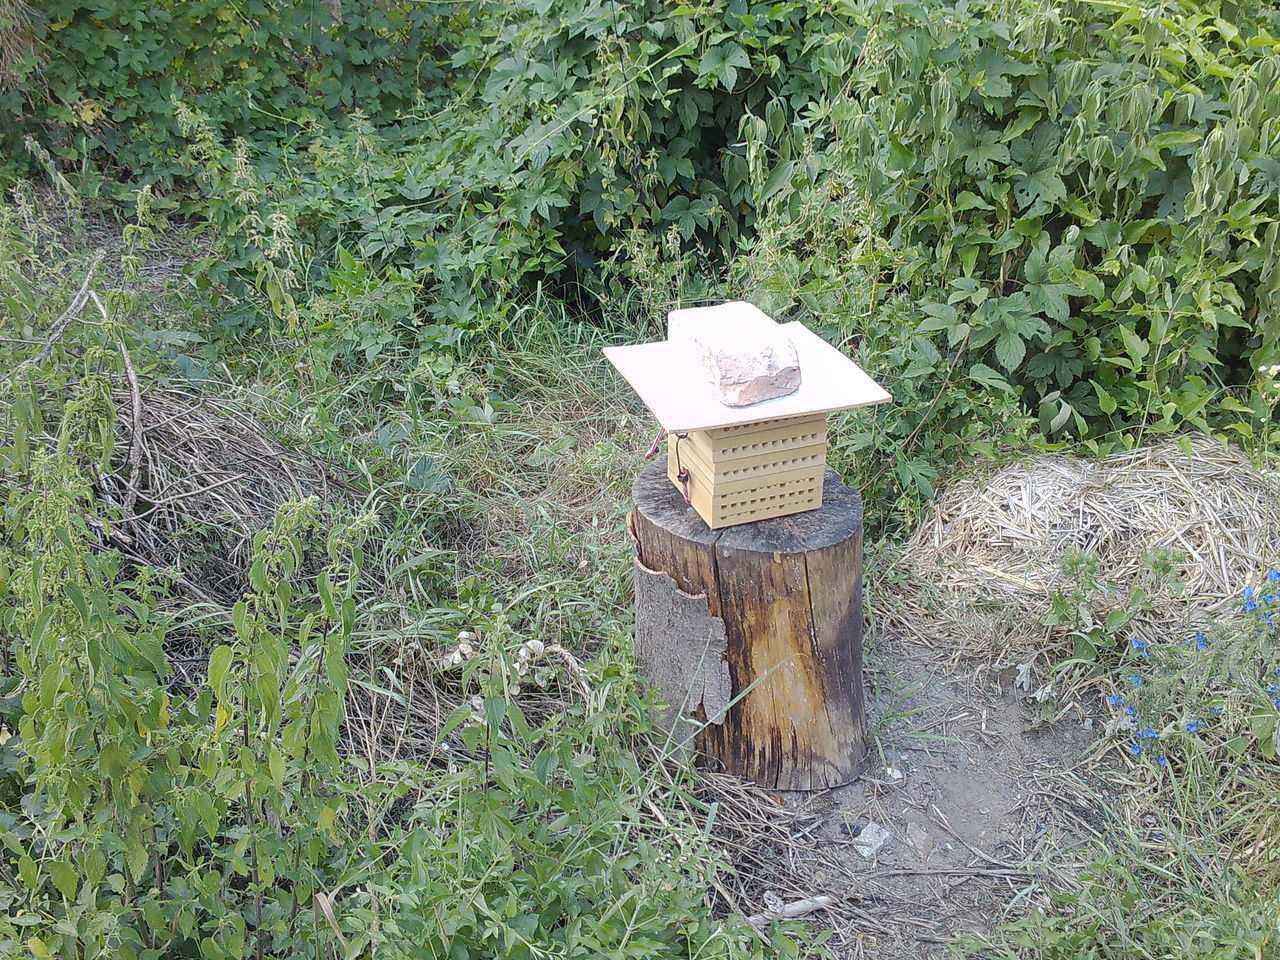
745;895;834;926
4;253;103;387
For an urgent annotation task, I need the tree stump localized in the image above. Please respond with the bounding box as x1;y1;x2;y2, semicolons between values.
630;460;867;790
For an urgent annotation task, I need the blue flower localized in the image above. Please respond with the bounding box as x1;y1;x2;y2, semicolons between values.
1244;586;1259;600
1267;570;1280;583
1212;706;1225;716
1269;684;1279;694
1129;743;1142;755
1265;595;1277;604
1194;633;1209;651
1273;698;1280;710
1186;721;1202;734
1130;674;1143;687
1138;727;1159;740
1132;638;1149;656
1246;600;1259;611
1125;704;1137;717
1156;755;1168;767
1108;694;1124;707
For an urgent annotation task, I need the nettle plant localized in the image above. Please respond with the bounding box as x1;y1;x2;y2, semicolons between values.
0;343;375;957
0;397;780;958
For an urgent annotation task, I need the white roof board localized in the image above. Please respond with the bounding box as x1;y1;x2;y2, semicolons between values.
668;300;783;342
604;320;892;432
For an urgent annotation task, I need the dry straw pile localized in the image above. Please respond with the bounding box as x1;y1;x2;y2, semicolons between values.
877;436;1280;666
107;381;344;605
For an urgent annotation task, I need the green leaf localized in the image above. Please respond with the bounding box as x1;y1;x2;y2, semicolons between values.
1025;282;1074;323
439;704;473;740
208;645;233;699
1014;167;1066;211
1048;399;1073;433
231;601;250;642
1117;325;1150;364
82;846;106;885
406;455;451;493
268;743;286;791
760;159;797;203
895;459;939;498
126;838;148;885
49;860;78;900
697;43;750;91
968;363;1013;392
1011;127;1066;210
918;302;958;332
954;190;994;212
994;330;1026;370
1093;381;1118;414
62;582;89;621
484;696;507;731
17;854;37;890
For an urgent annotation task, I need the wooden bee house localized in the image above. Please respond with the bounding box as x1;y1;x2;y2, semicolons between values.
666;414;827;528
605;302;890;530
608;303;892;789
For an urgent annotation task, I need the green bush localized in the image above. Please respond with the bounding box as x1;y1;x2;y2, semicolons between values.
683;0;1277;529
165;0;854;328
0;305;375;956
767;0;1280;448
0;443;772;958
17;3;1280;455
4;0;446;192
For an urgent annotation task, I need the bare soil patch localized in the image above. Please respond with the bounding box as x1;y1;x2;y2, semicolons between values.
710;632;1109;958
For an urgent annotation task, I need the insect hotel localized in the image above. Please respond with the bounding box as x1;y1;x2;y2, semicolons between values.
606;302;891;790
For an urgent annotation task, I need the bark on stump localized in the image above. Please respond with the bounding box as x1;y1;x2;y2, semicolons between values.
630;460;867;791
